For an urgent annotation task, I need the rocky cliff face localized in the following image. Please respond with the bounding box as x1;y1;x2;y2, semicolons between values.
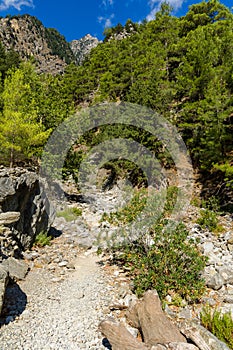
70;34;100;65
0;15;101;74
0;166;55;259
0;14;74;74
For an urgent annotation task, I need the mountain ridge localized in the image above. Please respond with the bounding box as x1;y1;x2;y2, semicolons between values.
0;14;100;74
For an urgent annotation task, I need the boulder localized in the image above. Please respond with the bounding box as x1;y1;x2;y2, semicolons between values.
0;166;55;257
99;290;188;350
0;265;8;314
181;321;231;350
0;212;20;225
1;257;28;281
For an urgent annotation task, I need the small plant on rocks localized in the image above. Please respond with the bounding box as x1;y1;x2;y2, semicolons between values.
196;197;224;233
56;207;82;222
34;231;52;247
101;186;178;226
201;305;233;349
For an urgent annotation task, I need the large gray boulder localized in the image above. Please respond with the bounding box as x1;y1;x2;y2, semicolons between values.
0;265;8;315
0;166;55;257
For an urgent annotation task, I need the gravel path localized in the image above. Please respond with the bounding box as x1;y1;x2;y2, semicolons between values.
0;247;127;350
0;184;134;349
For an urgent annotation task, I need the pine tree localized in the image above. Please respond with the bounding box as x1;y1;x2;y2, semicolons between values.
0;63;51;166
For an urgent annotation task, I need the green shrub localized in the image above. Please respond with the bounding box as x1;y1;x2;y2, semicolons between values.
101;187;147;225
34;231;52;247
56;207;82;222
196;208;224;233
201;305;233;349
101;186;178;226
111;219;207;302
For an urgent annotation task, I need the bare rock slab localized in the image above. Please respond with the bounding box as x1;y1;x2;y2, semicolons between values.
0;265;8;314
126;290;186;346
2;257;28;281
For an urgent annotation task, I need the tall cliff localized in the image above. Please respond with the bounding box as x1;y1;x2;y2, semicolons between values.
0;14;74;74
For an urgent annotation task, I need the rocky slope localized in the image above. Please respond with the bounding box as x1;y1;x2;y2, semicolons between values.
71;34;100;65
0;14;73;74
0;15;100;74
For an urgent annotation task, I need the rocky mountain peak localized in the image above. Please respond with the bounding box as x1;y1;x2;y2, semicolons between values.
70;34;100;65
0;14;73;74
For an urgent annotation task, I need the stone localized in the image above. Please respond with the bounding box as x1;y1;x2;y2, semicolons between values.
203;241;214;254
206;273;224;290
217;266;233;284
58;261;68;267
227;233;233;245
191;322;231;350
0;211;20;225
166;344;198;350
178;307;192;320
76;236;93;249
0;167;55;256
2;257;28;280
126;290;187;345
70;34;100;65
0;264;8;314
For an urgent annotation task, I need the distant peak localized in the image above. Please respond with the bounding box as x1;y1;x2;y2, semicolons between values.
70;34;101;65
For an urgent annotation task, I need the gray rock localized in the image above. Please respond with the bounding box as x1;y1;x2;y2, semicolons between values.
192;322;231;350
76;236;94;249
203;241;214;254
58;261;68;267
206;273;224;290
166;344;198;350
0;211;20;225
0;167;55;256
70;34;100;65
178;307;192;320
0;264;8;314
217;266;233;284
2;257;28;280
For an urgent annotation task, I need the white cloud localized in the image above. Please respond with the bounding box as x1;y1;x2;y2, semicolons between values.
0;0;34;11
102;0;114;8
147;0;184;21
98;13;115;28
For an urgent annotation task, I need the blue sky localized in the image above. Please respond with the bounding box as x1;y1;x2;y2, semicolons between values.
0;0;232;42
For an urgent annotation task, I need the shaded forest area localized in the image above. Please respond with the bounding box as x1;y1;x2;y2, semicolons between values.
0;0;232;211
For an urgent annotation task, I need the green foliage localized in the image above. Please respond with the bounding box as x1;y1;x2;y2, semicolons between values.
196;197;224;232
101;186;178;225
34;231;52;247
56;207;82;222
201;305;233;349
45;27;75;63
103;185;207;302
197;209;219;231
58;0;233;208
112;220;207;302
101;188;147;225
0;1;232;213
0;62;51;166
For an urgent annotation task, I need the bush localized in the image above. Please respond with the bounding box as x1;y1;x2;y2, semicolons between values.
56;207;82;222
201;305;233;349
111;219;207;302
101;187;147;225
197;208;219;231
196;197;224;233
34;231;52;247
101;186;178;226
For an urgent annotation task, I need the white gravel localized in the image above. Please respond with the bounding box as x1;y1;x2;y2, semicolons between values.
0;253;119;350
